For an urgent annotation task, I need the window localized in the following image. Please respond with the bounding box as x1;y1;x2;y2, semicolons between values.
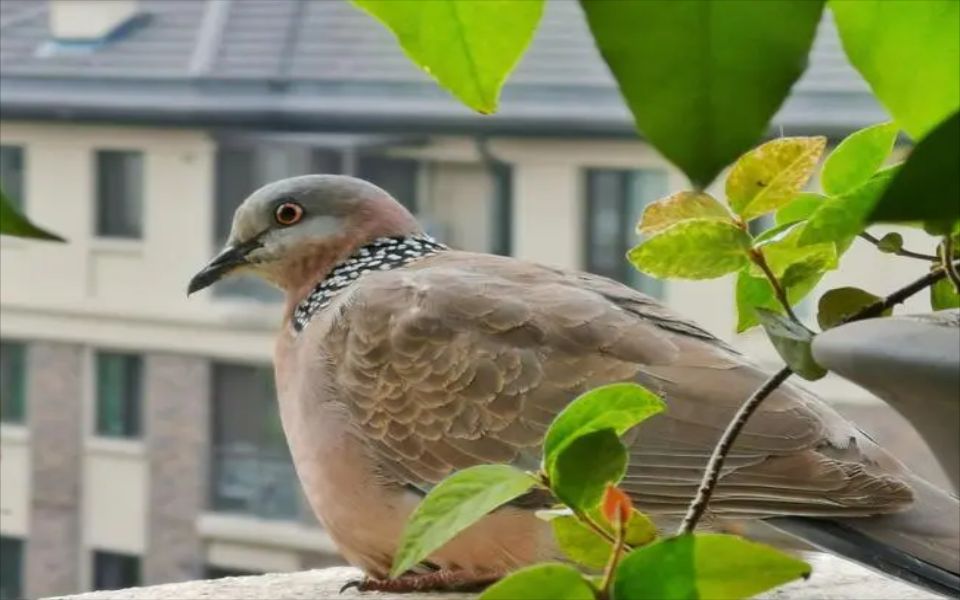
357;155;419;212
95;352;142;439
211;363;300;520
0;342;26;425
585;169;669;297
0;146;25;212
0;537;23;600
96;150;144;239
92;551;140;591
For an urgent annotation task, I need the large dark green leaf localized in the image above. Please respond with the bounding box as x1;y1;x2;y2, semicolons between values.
832;0;959;140
755;308;826;380
628;220;752;279
390;465;536;577
542;383;664;475
551;429;627;512
480;563;595;600
580;0;824;188
352;0;544;114
0;188;65;242
868;111;960;233
613;534;810;600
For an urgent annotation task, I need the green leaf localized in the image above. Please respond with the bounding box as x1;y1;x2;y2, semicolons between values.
542;383;664;476
390;464;536;577
352;0;544;114
735;270;822;332
776;193;826;225
821;122;899;196
480;563;595;600
931;278;960;310
580;0;824;188
876;232;904;254
552;429;627;512
799;166;899;247
613;534;811;600
726;136;827;220
750;224;838;281
637;191;732;235
831;1;959;140
755;308;826;380
868;111;960;232
817;287;888;330
628;220;752;280
553;509;658;570
0;187;65;242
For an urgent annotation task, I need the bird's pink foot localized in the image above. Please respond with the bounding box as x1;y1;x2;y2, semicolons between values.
341;570;501;593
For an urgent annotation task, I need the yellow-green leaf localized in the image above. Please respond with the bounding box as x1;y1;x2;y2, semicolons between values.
821;122;899;196
480;563;595;600
637;191;732;235
628;220;752;280
390;465;536;577
552;509;658;570
931;278;960;310
817;287;888;330
726;136;826;220
613;534;811;600
352;0;544;114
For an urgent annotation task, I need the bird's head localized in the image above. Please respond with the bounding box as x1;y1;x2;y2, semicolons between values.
187;174;421;296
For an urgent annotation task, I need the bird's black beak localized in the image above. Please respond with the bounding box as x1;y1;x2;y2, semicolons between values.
187;238;261;295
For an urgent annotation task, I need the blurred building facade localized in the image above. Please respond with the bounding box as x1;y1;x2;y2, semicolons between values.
0;1;948;598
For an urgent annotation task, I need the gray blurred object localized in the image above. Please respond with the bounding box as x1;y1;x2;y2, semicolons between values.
812;310;960;491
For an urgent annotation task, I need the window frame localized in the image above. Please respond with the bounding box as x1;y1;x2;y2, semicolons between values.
94;351;144;439
0;145;26;213
582;168;668;298
0;535;23;600
0;341;27;426
94;149;145;240
92;550;141;592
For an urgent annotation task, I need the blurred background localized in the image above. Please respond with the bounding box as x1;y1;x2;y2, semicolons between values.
0;1;952;598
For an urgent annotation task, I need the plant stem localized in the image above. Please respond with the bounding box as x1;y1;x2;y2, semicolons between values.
940;236;960;293
575;510;620;547
678;264;954;535
750;249;802;324
678;366;793;535
599;515;628;600
860;232;938;261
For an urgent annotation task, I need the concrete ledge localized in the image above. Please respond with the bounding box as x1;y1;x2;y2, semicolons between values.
53;554;941;599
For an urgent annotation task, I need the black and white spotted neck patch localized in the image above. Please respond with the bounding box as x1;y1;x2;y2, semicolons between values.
291;234;447;332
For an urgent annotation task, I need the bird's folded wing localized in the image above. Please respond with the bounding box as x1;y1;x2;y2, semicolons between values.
321;253;912;519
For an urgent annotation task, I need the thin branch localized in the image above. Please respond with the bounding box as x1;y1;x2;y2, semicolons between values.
599;515;628;600
750;249;802;325
860;232;938;261
678;367;793;535
576;510;620;548
940;237;960;293
678;264;954;535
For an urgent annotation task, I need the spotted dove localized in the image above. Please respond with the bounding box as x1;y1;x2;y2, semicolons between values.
189;175;959;594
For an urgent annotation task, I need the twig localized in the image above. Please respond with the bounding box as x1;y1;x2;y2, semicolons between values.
599;515;628;600
678;263;955;535
678;367;793;535
860;232;938;261
940;237;960;293
575;510;621;548
750;249;802;324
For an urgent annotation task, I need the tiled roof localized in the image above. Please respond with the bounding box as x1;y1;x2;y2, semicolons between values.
0;0;886;134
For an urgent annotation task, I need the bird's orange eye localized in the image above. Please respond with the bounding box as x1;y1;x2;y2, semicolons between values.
275;202;304;226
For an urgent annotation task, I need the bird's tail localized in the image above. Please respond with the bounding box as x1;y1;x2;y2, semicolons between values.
769;475;960;597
